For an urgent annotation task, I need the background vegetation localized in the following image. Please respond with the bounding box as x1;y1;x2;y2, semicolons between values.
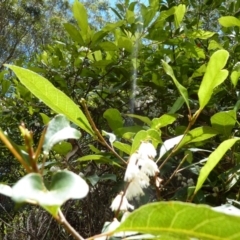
1;0;240;239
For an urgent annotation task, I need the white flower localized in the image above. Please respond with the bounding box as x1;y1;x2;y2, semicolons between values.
138;157;159;176
125;177;145;200
124;153;140;182
138;142;157;159
110;192;134;212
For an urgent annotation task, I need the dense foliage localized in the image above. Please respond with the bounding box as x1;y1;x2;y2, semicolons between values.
1;0;240;239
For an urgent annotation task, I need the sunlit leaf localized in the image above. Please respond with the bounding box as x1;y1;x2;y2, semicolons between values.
162;60;189;109
195;138;240;194
198;50;229;109
210;110;236;137
5;65;94;135
174;4;186;28
218;16;240;27
151;114;177;130
72;0;88;36
116;201;240;239
125;114;152;126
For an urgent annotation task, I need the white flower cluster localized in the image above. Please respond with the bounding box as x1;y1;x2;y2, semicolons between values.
110;142;159;214
124;142;159;200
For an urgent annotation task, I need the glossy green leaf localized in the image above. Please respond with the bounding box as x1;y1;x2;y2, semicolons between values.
219;16;240;27
151;114;177;130
195;138;240;194
63;23;84;45
162;60;189;109
125;114;152;126
198;50;229;109
5;65;94;135
103;108;123;131
11;171;89;216
116;201;240;239
210;110;236;137
72;0;88;36
43;114;81;154
174;4;186;28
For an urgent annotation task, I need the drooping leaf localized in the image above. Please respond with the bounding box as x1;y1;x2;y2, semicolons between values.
210;110;236;137
72;0;88;36
230;71;240;87
103;108;123;131
5;65;94;135
218;16;240;27
43;114;81;155
198;50;229;109
195;138;240;194
115;201;240;239
162;60;189;109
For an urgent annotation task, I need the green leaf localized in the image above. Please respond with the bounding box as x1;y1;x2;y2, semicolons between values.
195;138;240;194
219;16;240;27
151;114;177;130
210;110;236;137
131;129;161;154
1;79;11;95
52;142;72;155
5;65;94;135
11;171;89;216
113;141;131;154
72;1;88;36
99;42;118;51
162;60;189;109
187;30;215;39
77;154;112;162
230;71;240;87
63;23;84;45
116;201;240;239
198;50;229;109
174;4;186;28
125;114;152;126
103;108;123;131
168;96;185;113
43;114;81;154
176;127;218;151
118;37;133;53
39;113;50;125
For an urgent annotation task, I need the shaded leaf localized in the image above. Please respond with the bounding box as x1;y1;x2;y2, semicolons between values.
5;65;94;135
113;141;131;154
103;108;123;131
